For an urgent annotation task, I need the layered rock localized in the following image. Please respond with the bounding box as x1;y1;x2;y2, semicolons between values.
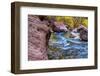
28;15;50;60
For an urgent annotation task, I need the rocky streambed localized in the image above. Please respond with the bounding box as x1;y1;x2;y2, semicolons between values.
47;32;88;59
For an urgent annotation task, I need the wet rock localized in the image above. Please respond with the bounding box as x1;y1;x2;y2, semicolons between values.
77;25;88;41
70;25;88;41
71;29;80;39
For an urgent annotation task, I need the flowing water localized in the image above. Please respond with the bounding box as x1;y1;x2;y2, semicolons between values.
48;32;88;59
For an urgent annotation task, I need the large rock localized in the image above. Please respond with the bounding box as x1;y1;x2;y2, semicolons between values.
28;15;50;60
77;25;88;41
53;22;68;32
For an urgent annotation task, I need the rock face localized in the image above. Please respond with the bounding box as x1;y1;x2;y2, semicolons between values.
28;15;50;60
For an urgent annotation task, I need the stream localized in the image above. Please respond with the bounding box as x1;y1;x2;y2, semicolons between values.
48;32;88;59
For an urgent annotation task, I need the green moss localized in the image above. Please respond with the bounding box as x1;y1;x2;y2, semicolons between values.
48;46;61;52
50;33;57;41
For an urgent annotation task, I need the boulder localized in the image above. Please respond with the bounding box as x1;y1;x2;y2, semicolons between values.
77;25;88;41
52;22;68;32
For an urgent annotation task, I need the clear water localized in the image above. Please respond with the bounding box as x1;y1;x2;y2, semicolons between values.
48;32;88;59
